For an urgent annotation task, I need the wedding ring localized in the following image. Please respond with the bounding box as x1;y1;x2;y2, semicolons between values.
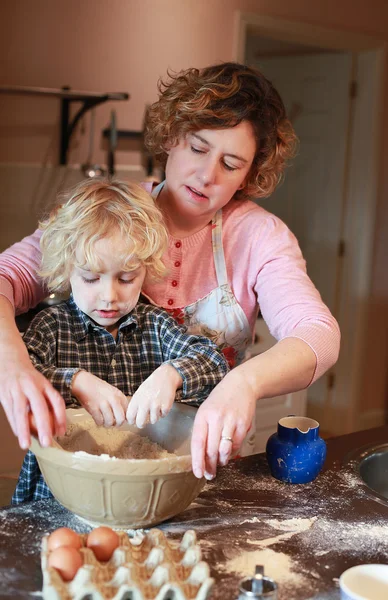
221;436;233;442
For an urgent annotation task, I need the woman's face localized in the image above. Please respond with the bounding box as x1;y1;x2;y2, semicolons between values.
164;120;257;220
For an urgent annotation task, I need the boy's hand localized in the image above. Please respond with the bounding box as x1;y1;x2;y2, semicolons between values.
126;364;182;428
71;371;129;427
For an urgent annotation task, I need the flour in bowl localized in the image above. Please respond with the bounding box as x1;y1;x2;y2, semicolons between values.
57;420;175;459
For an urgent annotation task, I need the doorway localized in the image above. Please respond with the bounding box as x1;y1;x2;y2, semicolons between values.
234;13;385;435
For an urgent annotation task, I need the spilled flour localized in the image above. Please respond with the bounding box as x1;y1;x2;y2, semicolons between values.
221;518;317;589
245;517;317;547
265;518;317;532
225;547;305;587
57;420;174;459
206;475;388;600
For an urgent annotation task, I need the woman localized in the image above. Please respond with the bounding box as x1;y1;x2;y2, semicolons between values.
0;62;340;481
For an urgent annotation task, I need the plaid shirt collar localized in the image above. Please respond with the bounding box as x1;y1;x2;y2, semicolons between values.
67;295;138;342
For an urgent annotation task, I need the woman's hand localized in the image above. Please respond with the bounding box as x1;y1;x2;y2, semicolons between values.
190;337;317;480
190;369;256;480
126;364;182;428
71;371;129;427
1;356;67;449
0;299;66;449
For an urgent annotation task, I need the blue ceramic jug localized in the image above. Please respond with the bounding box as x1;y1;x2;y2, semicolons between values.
266;416;326;484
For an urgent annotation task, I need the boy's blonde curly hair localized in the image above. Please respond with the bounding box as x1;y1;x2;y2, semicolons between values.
39;179;168;292
145;62;298;200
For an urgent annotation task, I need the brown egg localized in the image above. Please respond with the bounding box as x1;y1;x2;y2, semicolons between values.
86;526;120;562
47;546;83;581
47;527;82;552
28;410;55;437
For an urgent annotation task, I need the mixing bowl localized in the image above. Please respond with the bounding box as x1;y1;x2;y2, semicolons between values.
30;404;205;528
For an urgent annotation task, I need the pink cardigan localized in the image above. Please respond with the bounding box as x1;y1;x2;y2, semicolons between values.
0;199;340;383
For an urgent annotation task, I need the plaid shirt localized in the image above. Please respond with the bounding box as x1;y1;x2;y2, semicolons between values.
12;296;228;504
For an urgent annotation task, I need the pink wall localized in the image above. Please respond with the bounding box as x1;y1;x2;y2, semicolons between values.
1;0;239;166
1;0;388;425
2;0;388;166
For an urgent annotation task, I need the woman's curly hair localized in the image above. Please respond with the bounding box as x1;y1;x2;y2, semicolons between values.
145;62;298;199
39;179;168;292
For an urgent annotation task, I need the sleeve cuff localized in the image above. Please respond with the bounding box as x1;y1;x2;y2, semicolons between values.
167;354;228;398
34;366;83;405
284;321;340;384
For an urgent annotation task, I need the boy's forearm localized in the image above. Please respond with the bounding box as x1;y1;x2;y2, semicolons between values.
157;363;183;390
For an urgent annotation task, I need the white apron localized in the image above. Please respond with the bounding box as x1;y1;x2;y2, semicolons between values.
145;183;256;456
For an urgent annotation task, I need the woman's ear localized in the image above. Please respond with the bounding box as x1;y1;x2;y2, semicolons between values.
238;165;253;190
237;180;246;190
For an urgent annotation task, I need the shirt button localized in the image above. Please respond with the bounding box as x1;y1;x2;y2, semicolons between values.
174;261;181;267
175;241;181;248
111;359;117;368
171;280;178;287
168;299;174;305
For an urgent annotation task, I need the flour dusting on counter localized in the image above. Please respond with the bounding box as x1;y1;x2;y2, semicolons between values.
265;517;317;532
215;512;388;599
164;457;388;600
217;519;320;595
1;432;388;600
223;547;307;588
244;517;317;547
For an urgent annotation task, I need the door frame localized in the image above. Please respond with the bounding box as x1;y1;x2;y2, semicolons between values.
233;12;387;435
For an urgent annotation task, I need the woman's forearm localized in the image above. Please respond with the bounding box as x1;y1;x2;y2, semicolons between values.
236;337;317;400
0;295;30;361
0;295;66;448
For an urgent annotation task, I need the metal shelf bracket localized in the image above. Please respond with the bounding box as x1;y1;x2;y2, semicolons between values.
0;84;129;165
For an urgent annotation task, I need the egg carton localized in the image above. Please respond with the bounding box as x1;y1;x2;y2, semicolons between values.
41;528;214;600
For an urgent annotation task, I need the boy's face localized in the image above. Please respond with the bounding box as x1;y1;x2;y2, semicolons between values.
70;236;146;337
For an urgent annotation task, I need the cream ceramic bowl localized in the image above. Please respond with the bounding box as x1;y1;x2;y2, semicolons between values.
30;404;205;529
339;564;388;600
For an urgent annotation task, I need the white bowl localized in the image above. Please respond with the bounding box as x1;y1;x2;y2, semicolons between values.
339;564;388;600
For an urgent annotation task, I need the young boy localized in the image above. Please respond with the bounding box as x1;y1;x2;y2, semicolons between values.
12;178;229;503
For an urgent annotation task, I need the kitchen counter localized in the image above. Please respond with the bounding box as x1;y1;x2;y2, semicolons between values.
0;426;387;599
